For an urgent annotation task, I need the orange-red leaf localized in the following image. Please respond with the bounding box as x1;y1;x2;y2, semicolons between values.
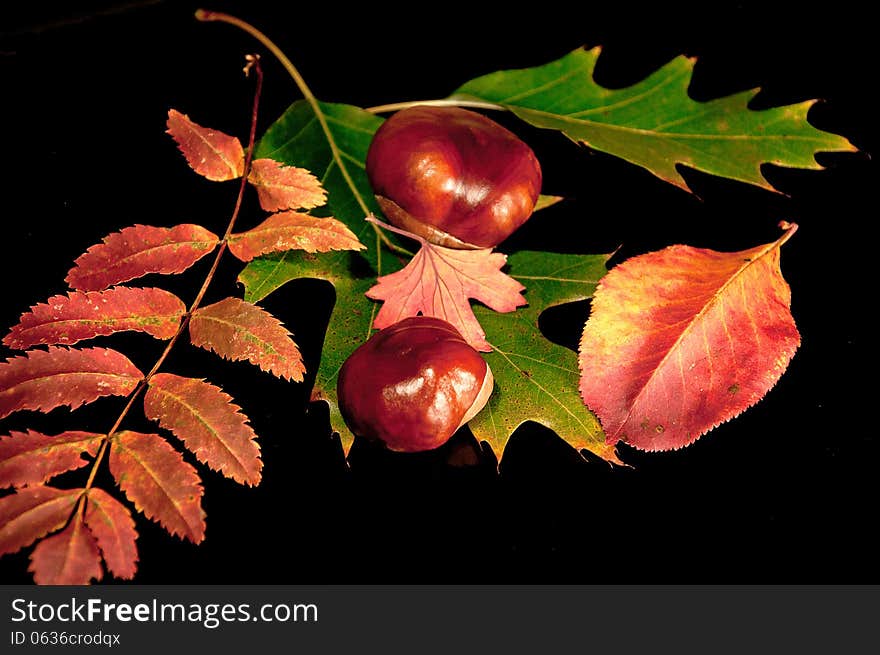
144;373;261;485
248;158;327;212
29;517;103;585
66;224;220;292
0;486;82;556
0;430;103;488
4;287;186;350
109;430;205;542
84;488;138;579
227;211;366;262
189;298;304;382
579;223;801;451
166;109;244;181
365;219;526;352
0;347;142;419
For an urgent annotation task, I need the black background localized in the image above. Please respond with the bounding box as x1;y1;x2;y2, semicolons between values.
0;1;875;584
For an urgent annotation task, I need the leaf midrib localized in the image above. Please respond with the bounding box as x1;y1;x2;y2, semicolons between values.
509;104;835;143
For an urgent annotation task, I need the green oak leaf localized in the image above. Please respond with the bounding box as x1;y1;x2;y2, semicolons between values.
241;100;405;454
474;251;620;465
241;102;570;456
452;47;857;192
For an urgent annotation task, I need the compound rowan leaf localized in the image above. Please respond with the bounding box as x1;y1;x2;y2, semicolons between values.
166;109;244;181
365;219;526;352
29;517;103;585
470;251;619;464
109;431;205;543
0;430;104;488
579;223;801;452
144;374;261;485
227;211;365;262
4;287;186;350
248;158;327;212
453;48;857;192
66;224;220;292
0;347;143;420
0;486;82;557
189;297;304;381
84;488;138;579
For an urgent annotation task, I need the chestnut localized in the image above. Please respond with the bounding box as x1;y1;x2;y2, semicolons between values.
366;106;542;249
337;316;494;452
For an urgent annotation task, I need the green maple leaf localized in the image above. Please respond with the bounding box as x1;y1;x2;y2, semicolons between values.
452;47;857;192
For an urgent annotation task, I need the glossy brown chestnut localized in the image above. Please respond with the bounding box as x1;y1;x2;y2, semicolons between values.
366;106;542;249
337;316;494;452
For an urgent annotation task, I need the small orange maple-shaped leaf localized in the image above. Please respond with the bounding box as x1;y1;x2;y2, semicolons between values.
109;431;205;543
579;222;801;451
0;430;104;488
166;109;244;181
365;217;526;352
4;287;186;350
248;158;327;212
66;224;220;292
83;488;138;580
227;211;365;262
189;297;304;381
144;373;262;485
29;517;103;585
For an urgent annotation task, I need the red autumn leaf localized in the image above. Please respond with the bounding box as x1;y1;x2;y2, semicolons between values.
248;158;327;212
579;222;801;452
29;517;103;585
84;488;138;580
189;297;304;382
144;373;261;485
3;287;186;350
109;430;205;543
66;224;220;292
0;347;143;420
166;108;244;181
0;430;104;488
0;486;82;557
365;218;526;352
227;211;366;262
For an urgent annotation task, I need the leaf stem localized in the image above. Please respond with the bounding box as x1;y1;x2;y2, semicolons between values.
78;57;266;505
364;98;505;114
195;9;410;260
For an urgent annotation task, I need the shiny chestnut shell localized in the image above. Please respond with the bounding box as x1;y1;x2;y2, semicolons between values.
337;316;493;452
366;106;542;249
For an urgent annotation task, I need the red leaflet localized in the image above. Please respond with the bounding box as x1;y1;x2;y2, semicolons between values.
166;109;244;181
248;158;327;212
66;224;220;292
366;220;526;352
189;298;304;381
29;518;103;585
109;431;205;543
227;211;365;262
84;488;138;580
0;430;104;488
144;373;261;485
0;486;82;557
0;347;142;419
4;287;186;350
579;223;801;451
